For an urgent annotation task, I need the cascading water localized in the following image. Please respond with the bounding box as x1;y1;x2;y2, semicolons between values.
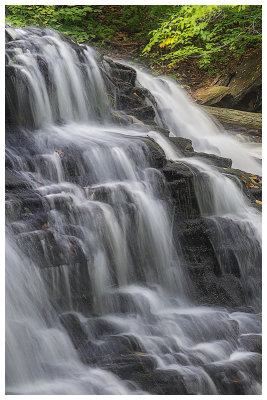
135;69;262;312
136;69;262;175
6;27;262;395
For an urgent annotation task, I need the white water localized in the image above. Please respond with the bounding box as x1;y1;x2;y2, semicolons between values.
134;67;261;288
6;234;136;395
6;27;261;395
136;69;262;176
6;27;109;128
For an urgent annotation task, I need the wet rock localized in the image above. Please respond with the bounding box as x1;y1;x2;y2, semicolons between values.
103;291;152;316
16;230;66;268
169;137;194;153
176;218;219;271
87;185;112;203
43;261;93;314
102;57;157;126
204;354;262;395
121;86;152;100
59;313;116;362
5;193;22;222
192;152;232;168
36;55;50;86
169;137;232;168
116;93;144;111
114;86;157;118
249;187;262;202
5;29;14;43
103;354;156;383
129;105;155;124
216;166;262;207
5;150;17;170
162;161;194;181
113;68;137;85
103;57;137;86
60;312;88;349
239;334;262;353
191;268;245;307
6;65;35;129
43;194;75;216
168;181;200;219
85;318;121;338
204;363;246;395
6;169;32;191
162;161;200;219
102;335;144;357
140;138;166;169
151;369;189;395
65;236;88;265
22;191;45;214
174;217;247;307
61;316;148;366
152;126;171;137
15;228;89;272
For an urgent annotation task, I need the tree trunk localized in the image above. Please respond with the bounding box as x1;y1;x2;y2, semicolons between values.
201;105;262;133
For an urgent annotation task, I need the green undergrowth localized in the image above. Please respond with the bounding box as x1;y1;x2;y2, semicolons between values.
6;5;261;75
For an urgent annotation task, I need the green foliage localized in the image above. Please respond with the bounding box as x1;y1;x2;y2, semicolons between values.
118;5;174;37
5;5;108;42
5;5;175;44
5;5;262;73
143;5;262;70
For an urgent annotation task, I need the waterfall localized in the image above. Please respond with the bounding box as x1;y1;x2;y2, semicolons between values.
6;27;109;128
136;69;262;175
6;27;261;395
135;69;262;310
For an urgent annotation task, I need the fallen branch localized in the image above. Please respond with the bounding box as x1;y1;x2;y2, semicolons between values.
201;105;262;132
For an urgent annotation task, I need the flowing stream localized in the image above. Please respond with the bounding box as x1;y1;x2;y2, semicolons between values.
6;27;262;395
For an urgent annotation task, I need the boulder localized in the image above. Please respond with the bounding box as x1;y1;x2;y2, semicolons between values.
128;105;155;124
169;137;232;168
229;50;262;112
169;137;194;153
194;86;233;106
102;57;137;86
139;137;166;168
193;50;262;113
102;57;157;125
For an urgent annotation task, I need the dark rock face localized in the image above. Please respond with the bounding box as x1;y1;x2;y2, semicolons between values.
6;169;32;190
228;50;262;112
194;50;262;113
169;137;232;168
172;217;247;308
140;138;166;169
217;166;262;208
162;161;200;219
239;334;262;353
102;56;156;125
